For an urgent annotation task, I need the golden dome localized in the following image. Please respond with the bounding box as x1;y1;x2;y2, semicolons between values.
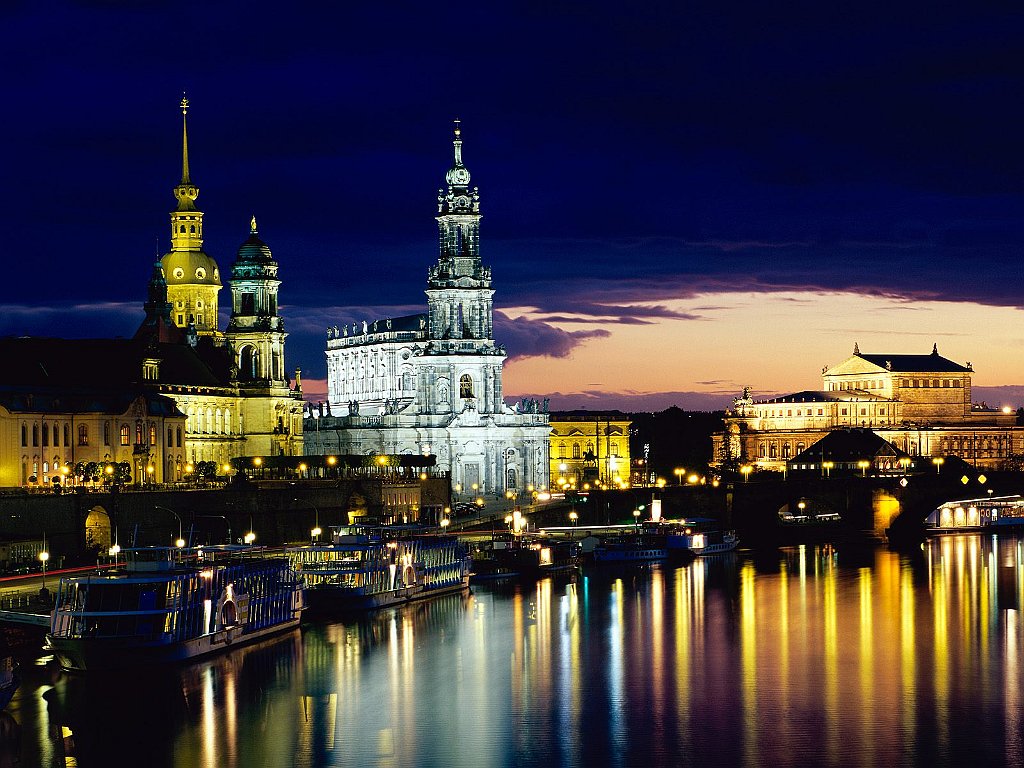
161;250;222;287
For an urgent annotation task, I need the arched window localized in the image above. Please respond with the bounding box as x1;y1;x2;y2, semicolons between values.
176;427;183;446
21;424;26;447
782;443;791;459
52;424;59;446
759;443;766;458
32;425;38;447
42;423;49;447
179;225;186;233
239;346;258;381
149;425;157;446
78;425;88;446
459;374;474;398
63;424;70;446
572;444;581;459
120;424;130;446
190;225;196;233
135;422;143;445
610;441;619;457
223;411;230;435
167;427;173;447
558;442;566;459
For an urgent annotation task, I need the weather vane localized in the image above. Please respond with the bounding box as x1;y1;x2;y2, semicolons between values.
453;117;461;138
180;93;189;115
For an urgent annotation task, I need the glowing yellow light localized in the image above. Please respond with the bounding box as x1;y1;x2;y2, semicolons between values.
175;538;186;548
298;463;307;473
146;465;154;475
185;463;193;474
244;532;256;545
222;463;231;473
39;551;49;563
327;455;337;466
687;473;699;484
253;457;262;466
311;526;322;538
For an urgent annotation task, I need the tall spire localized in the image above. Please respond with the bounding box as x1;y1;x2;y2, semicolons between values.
180;93;191;184
173;95;199;213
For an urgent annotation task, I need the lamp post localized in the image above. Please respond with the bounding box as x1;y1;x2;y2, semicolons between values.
822;461;834;479
933;457;944;475
569;510;578;540
155;505;184;548
633;508;641;532
857;460;869;477
740;465;752;483
39;535;49;593
674;468;685;485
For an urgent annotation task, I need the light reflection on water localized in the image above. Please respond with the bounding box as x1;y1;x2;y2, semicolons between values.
5;536;1024;766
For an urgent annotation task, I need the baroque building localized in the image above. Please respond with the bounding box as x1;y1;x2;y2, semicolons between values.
549;413;632;489
714;344;1024;471
304;123;550;495
0;99;304;487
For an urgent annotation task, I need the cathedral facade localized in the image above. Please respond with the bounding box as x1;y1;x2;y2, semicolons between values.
304;124;550;495
714;344;1024;472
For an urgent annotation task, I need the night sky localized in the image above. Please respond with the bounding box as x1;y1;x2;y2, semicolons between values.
2;3;1022;410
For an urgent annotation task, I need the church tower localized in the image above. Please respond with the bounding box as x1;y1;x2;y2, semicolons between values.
161;96;222;337
426;120;495;344
226;216;287;388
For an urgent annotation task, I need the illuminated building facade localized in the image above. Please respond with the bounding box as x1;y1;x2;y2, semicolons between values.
715;344;1024;471
0;99;304;487
305;124;550;495
548;414;632;489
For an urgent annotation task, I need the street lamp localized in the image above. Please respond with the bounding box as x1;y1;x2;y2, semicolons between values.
674;468;685;485
822;461;834;479
569;510;578;540
244;531;256;545
740;465;753;483
156;505;183;548
933;457;944;474
857;460;869;477
39;543;49;592
311;525;322;544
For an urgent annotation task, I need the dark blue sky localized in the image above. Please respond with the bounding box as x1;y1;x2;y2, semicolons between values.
2;2;1022;407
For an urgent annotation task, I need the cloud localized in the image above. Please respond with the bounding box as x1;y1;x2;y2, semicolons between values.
494;313;610;360
513;388;734;412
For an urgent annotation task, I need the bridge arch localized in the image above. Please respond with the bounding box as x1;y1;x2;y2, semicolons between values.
84;506;112;555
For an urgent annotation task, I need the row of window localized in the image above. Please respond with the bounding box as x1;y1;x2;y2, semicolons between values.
902;378;961;388
21;422;183;449
556;442;621;459
761;406;889;418
21;423;88;448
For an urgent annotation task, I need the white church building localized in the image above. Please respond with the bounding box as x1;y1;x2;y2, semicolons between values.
303;123;550;496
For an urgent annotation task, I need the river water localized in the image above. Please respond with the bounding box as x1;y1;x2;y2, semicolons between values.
3;534;1024;768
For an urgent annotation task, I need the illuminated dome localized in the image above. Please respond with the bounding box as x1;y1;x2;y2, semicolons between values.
161;250;222;287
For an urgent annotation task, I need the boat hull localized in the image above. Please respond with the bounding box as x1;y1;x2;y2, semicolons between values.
304;575;470;615
45;615;302;673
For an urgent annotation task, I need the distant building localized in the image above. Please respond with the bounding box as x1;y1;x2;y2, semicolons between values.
304;124;550;495
0;99;304;488
715;344;1023;471
549;413;632;489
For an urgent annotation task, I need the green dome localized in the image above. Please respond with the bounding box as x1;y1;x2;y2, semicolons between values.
161;250;222;287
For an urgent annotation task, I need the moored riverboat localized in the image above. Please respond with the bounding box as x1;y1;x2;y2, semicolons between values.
45;547;304;672
593;534;668;564
925;495;1024;533
664;518;740;556
288;525;470;613
470;536;580;581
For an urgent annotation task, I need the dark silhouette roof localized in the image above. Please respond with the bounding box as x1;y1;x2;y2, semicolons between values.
0;336;230;391
856;352;971;373
790;428;907;464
